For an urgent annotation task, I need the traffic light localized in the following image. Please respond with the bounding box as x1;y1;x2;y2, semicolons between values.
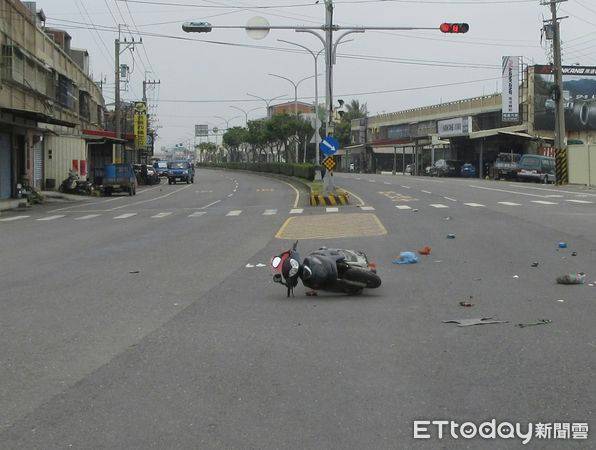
440;23;469;34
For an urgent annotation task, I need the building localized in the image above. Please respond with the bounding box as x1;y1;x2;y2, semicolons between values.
268;101;315;117
0;0;108;201
347;65;596;182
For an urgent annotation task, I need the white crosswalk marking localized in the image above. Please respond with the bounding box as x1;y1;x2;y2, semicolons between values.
188;211;206;218
36;215;65;221
498;202;521;206
114;213;137;219
151;212;173;218
531;200;558;205
0;215;29;222
289;208;304;214
326;207;339;213
75;214;101;220
464;203;485;207
360;206;376;211
430;204;449;209
421;190;432;194
444;197;457;202
263;209;277;216
566;199;593;204
395;205;412;210
226;210;242;216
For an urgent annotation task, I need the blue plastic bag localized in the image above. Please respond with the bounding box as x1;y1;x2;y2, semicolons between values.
392;251;419;265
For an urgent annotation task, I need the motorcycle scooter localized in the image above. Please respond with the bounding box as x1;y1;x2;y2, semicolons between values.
271;241;381;297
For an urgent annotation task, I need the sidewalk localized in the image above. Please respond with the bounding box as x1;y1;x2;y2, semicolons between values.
0;191;89;212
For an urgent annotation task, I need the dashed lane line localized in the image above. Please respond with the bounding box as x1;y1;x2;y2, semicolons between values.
36;215;66;221
151;212;173;218
110;185;194;211
498;202;521;206
444;197;457;202
188;211;207;218
289;208;304;214
114;213;137;219
226;210;242;216
75;214;101;220
396;205;412;210
0;215;30;222
359;206;376;211
531;200;558;205
263;209;278;216
566;199;593;204
430;204;449;209
421;190;432;194
464;203;485;207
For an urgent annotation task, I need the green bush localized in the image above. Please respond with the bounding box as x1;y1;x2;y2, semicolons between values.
198;161;316;181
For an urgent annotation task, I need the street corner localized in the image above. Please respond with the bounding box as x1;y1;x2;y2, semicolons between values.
275;212;387;240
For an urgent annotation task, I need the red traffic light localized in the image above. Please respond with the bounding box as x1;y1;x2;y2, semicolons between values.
440;23;469;34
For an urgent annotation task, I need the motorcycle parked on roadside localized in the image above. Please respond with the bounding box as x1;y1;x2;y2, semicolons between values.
271;241;382;297
59;170;94;195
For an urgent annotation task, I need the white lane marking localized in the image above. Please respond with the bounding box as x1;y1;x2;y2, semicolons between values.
188;211;207;218
401;185;411;189
396;205;412;210
430;204;449;209
199;200;221;209
151;212;173;218
0;215;30;222
469;185;548;198
498;202;521;206
36;215;66;221
566;199;593;204
114;213;137;219
263;209;278;216
531;200;558;205
421;190;432;194
75;214;101;220
110;184;193;211
444;197;457;202
340;188;365;207
290;208;304;214
326;207;339;213
245;263;255;268
226;210;242;216
464;203;485;207
360;206;376;211
277;179;300;209
503;183;596;197
256;263;267;268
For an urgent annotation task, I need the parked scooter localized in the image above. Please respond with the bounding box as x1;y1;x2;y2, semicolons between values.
271;241;381;297
59;170;94;195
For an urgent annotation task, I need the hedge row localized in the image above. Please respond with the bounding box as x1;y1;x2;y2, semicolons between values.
198;162;317;181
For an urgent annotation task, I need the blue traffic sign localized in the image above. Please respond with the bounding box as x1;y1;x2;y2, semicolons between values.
320;136;339;156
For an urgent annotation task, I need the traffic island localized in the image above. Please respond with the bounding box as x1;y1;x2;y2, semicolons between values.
308;181;350;206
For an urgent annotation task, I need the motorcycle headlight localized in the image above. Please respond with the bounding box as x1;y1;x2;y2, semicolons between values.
289;259;300;278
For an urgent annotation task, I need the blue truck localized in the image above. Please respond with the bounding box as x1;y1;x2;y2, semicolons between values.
167;161;194;184
96;163;138;196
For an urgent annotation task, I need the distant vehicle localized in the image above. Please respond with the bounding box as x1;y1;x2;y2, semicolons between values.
492;152;520;180
516;154;556;184
431;159;463;177
153;160;169;177
182;22;212;33
145;166;160;185
101;163;137;196
460;163;477;178
167;160;194;184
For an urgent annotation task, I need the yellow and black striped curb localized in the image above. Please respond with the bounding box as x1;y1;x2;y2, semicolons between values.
310;192;350;206
555;148;568;185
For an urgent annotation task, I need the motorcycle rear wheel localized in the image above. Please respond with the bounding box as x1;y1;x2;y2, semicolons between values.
343;267;382;289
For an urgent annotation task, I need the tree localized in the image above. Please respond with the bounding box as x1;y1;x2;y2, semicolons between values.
197;142;217;162
223;126;248;162
335;99;368;148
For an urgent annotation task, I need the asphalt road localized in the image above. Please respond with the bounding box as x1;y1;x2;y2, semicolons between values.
1;170;594;449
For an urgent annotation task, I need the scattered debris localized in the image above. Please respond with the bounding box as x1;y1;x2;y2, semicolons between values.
557;299;565;303
392;252;419;265
517;319;552;328
305;290;318;297
571;251;578;257
174;303;179;307
459;299;474;307
531;262;539;268
513;275;519;279
447;234;456;239
558;242;568;249
556;273;586;285
443;317;508;327
589;283;595;287
129;270;140;274
443;216;452;221
418;246;432;256
412;208;419;212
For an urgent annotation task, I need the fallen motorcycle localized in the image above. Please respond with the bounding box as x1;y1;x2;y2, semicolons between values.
271;241;381;297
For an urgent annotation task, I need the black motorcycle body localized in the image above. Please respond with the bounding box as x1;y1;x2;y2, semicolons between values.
271;242;381;296
59;171;94;195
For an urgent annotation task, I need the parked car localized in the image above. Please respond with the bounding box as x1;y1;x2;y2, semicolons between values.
460;163;477;178
491;152;521;180
431;159;463;177
516;154;556;184
145;166;160;185
167;160;194;184
153;160;169;177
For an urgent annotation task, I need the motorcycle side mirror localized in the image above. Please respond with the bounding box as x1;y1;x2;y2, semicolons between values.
271;256;282;269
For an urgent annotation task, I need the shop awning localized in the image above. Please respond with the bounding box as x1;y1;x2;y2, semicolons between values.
1;107;77;128
337;144;365;156
498;131;554;142
468;125;527;139
82;129;127;143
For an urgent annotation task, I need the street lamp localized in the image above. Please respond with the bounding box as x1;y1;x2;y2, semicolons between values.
229;106;265;125
268;73;316;163
246;93;286;119
213;115;240;130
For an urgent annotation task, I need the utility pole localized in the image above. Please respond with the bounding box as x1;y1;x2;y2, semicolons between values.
544;0;568;184
143;79;160;103
325;0;334;137
114;25;143;163
142;79;160;163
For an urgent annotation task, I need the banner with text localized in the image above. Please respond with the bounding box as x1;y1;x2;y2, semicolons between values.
502;56;520;122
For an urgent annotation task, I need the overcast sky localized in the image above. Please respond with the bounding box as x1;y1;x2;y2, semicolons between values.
43;0;596;148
